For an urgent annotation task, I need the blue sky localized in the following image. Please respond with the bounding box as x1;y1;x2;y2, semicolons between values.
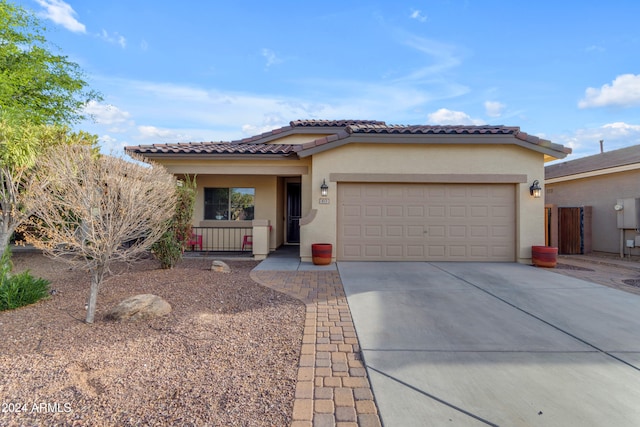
13;0;640;161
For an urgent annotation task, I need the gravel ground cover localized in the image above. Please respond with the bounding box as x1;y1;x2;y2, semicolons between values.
0;252;305;427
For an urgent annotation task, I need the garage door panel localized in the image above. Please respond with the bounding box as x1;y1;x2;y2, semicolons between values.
365;245;382;257
338;183;515;261
428;245;446;257
449;245;468;257
365;225;382;237
385;205;403;216
428;206;446;217
491;225;510;238
449;187;467;198
449;225;467;238
407;225;424;238
470;225;488;238
343;224;362;237
449;206;467;217
492;206;511;217
407;206;424;217
407;245;425;257
343;245;362;257
427;225;446;237
385;245;403;257
470;187;489;197
365;205;383;217
471;206;489;217
342;204;362;217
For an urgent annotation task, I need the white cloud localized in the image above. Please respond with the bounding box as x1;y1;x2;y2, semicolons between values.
83;67;473;153
136;125;187;142
602;121;640;134
552;121;640;159
261;48;282;69
484;101;505;118
578;74;640;108
427;108;485;125
35;0;85;33
99;30;127;48
84;101;132;126
410;9;427;22
242;114;288;136
396;36;461;82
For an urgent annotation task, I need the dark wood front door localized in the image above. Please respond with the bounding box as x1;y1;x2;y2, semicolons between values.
287;182;301;243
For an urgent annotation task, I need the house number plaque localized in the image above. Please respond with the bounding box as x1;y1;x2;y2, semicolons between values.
319;198;330;204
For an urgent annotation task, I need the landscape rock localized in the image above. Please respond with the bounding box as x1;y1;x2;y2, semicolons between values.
105;294;171;321
211;260;231;273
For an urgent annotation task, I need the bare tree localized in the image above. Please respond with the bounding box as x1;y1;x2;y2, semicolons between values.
22;145;176;323
0;114;98;259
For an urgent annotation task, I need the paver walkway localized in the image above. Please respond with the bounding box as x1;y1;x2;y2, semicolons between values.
251;269;382;427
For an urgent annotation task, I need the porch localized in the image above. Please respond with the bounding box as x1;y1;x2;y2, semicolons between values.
185;220;272;260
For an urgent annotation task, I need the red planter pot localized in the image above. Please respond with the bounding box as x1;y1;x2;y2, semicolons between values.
531;246;558;268
312;243;332;265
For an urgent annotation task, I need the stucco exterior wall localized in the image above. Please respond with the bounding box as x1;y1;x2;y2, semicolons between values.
159;158;311;251
300;143;545;264
546;169;640;254
193;175;278;249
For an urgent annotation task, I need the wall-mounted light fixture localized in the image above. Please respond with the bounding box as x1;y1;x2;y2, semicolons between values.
320;179;329;197
529;180;542;198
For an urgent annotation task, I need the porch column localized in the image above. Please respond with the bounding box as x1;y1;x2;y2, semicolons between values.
252;219;271;260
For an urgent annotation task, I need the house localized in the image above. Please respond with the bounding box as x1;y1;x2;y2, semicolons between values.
545;144;640;256
125;120;570;263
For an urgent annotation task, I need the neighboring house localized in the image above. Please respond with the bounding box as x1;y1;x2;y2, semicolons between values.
545;144;640;256
126;120;570;263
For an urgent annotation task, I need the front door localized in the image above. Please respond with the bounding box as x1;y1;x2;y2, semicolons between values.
286;182;301;244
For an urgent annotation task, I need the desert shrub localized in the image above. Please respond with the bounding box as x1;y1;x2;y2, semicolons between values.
151;229;183;269
152;175;196;269
0;247;50;311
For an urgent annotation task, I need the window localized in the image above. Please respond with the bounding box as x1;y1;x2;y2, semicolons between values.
205;188;255;220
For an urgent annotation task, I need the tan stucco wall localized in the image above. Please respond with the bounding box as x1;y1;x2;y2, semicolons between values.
158;158;311;251
299;143;545;264
193;175;278;249
546;169;640;254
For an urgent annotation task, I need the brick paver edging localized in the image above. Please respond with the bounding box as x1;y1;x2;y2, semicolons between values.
250;270;382;427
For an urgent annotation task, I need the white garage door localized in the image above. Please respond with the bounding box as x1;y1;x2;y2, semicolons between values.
337;183;515;261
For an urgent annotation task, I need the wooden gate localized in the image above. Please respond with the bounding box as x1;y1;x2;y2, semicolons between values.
558;206;592;254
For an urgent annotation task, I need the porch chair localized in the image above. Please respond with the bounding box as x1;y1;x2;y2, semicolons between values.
187;233;203;251
242;234;253;251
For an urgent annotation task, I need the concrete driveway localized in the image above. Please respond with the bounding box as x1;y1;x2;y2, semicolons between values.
338;262;640;427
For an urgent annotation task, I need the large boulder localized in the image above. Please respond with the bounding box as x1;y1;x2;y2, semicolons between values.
210;260;231;273
105;294;171;321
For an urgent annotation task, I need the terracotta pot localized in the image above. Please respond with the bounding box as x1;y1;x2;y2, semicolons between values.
312;243;332;265
532;245;558;268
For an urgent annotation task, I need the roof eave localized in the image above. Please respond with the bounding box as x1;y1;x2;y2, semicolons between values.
242;126;349;145
296;133;571;159
125;152;299;161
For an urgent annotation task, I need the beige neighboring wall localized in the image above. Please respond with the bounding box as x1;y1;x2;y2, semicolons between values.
546;169;640;254
299;143;545;264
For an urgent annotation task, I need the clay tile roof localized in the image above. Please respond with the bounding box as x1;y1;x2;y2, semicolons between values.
126;142;296;156
290;119;387;128
546;144;640;179
125;120;570;159
346;124;520;135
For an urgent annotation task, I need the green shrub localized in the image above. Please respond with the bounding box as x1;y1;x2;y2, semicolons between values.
152;175;197;269
0;247;50;311
151;230;183;269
